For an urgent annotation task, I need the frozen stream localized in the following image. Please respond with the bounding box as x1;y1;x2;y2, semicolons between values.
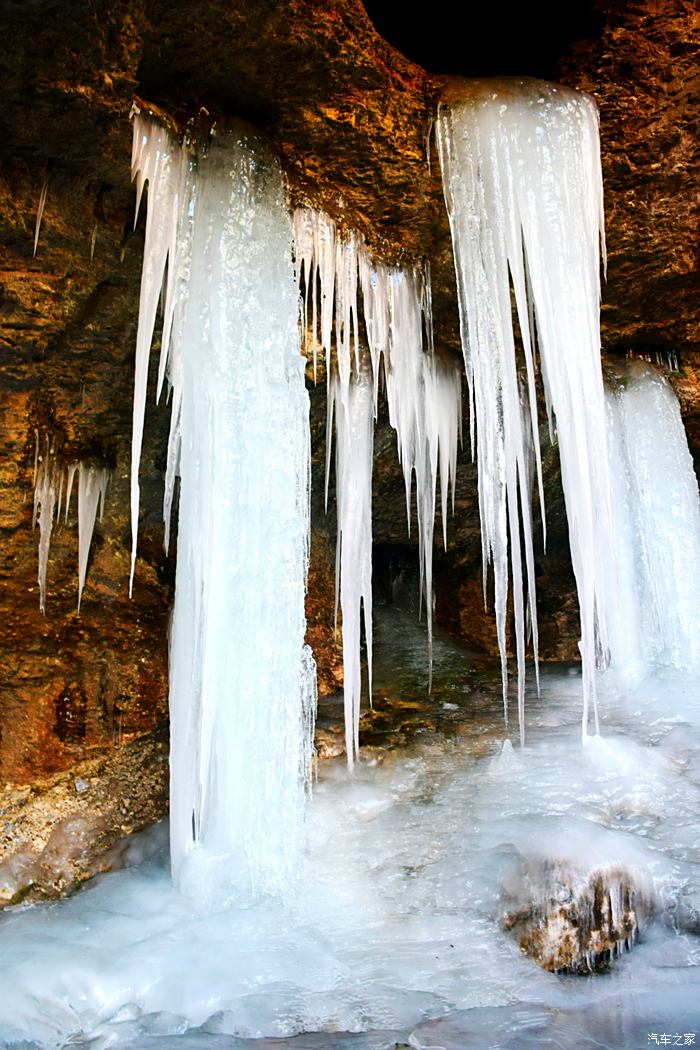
2;607;700;1048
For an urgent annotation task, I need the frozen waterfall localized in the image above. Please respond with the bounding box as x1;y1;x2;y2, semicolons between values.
130;114;315;899
437;78;612;740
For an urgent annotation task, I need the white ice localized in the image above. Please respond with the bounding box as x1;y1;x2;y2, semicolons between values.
33;176;48;257
32;439;109;615
331;367;375;766
1;612;699;1049
437;78;611;740
77;464;110;612
603;361;700;681
130;117;314;898
293;209;461;759
32;435;60;615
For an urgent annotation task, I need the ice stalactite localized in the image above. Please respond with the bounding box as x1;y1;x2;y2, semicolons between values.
437;78;611;740
33;176;48;257
32;436;60;615
293;209;461;762
604;361;700;679
32;437;110;614
131;116;314;899
331;369;374;766
129;113;189;594
374;268;461;689
77;464;110;612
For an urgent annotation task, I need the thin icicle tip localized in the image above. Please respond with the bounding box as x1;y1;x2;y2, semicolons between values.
33;177;48;258
77;465;110;613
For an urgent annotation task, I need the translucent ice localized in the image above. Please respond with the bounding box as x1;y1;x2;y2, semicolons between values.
604;361;700;679
131;117;314;898
32;441;109;615
2;614;700;1047
77;464;110;612
33;176;48;257
331;368;374;766
32;436;60;615
294;210;461;754
437;78;611;739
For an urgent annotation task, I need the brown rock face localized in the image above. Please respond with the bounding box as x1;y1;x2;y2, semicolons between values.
0;729;168;905
0;0;697;889
563;0;700;358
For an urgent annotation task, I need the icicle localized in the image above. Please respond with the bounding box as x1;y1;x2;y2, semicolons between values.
333;368;374;767
32;438;60;615
437;78;611;741
77;464;110;613
292;208;337;385
32;429;39;485
377;266;461;689
129;113;190;595
55;467;64;524
132;118;314;901
64;462;78;522
33;177;48;257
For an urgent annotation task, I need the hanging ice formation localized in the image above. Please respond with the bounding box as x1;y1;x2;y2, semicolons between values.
33;435;60;614
33;176;48;258
604;361;700;680
293;208;461;765
32;434;110;614
130;113;315;899
77;464;110;612
437;78;612;740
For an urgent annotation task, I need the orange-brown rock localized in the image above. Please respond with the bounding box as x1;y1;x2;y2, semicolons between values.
503;856;655;974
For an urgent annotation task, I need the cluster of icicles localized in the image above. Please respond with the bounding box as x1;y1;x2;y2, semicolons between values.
33;78;614;780
437;79;612;739
32;433;110;614
125;78;614;799
290;78;613;748
293;208;462;765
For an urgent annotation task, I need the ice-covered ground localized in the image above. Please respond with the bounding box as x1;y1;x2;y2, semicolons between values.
1;608;699;1049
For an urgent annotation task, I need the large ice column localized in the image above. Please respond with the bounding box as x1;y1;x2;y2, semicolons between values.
604;362;700;679
131;117;314;901
437;78;611;739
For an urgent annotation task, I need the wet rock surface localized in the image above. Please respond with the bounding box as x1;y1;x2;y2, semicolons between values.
0;728;168;905
503;855;656;974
